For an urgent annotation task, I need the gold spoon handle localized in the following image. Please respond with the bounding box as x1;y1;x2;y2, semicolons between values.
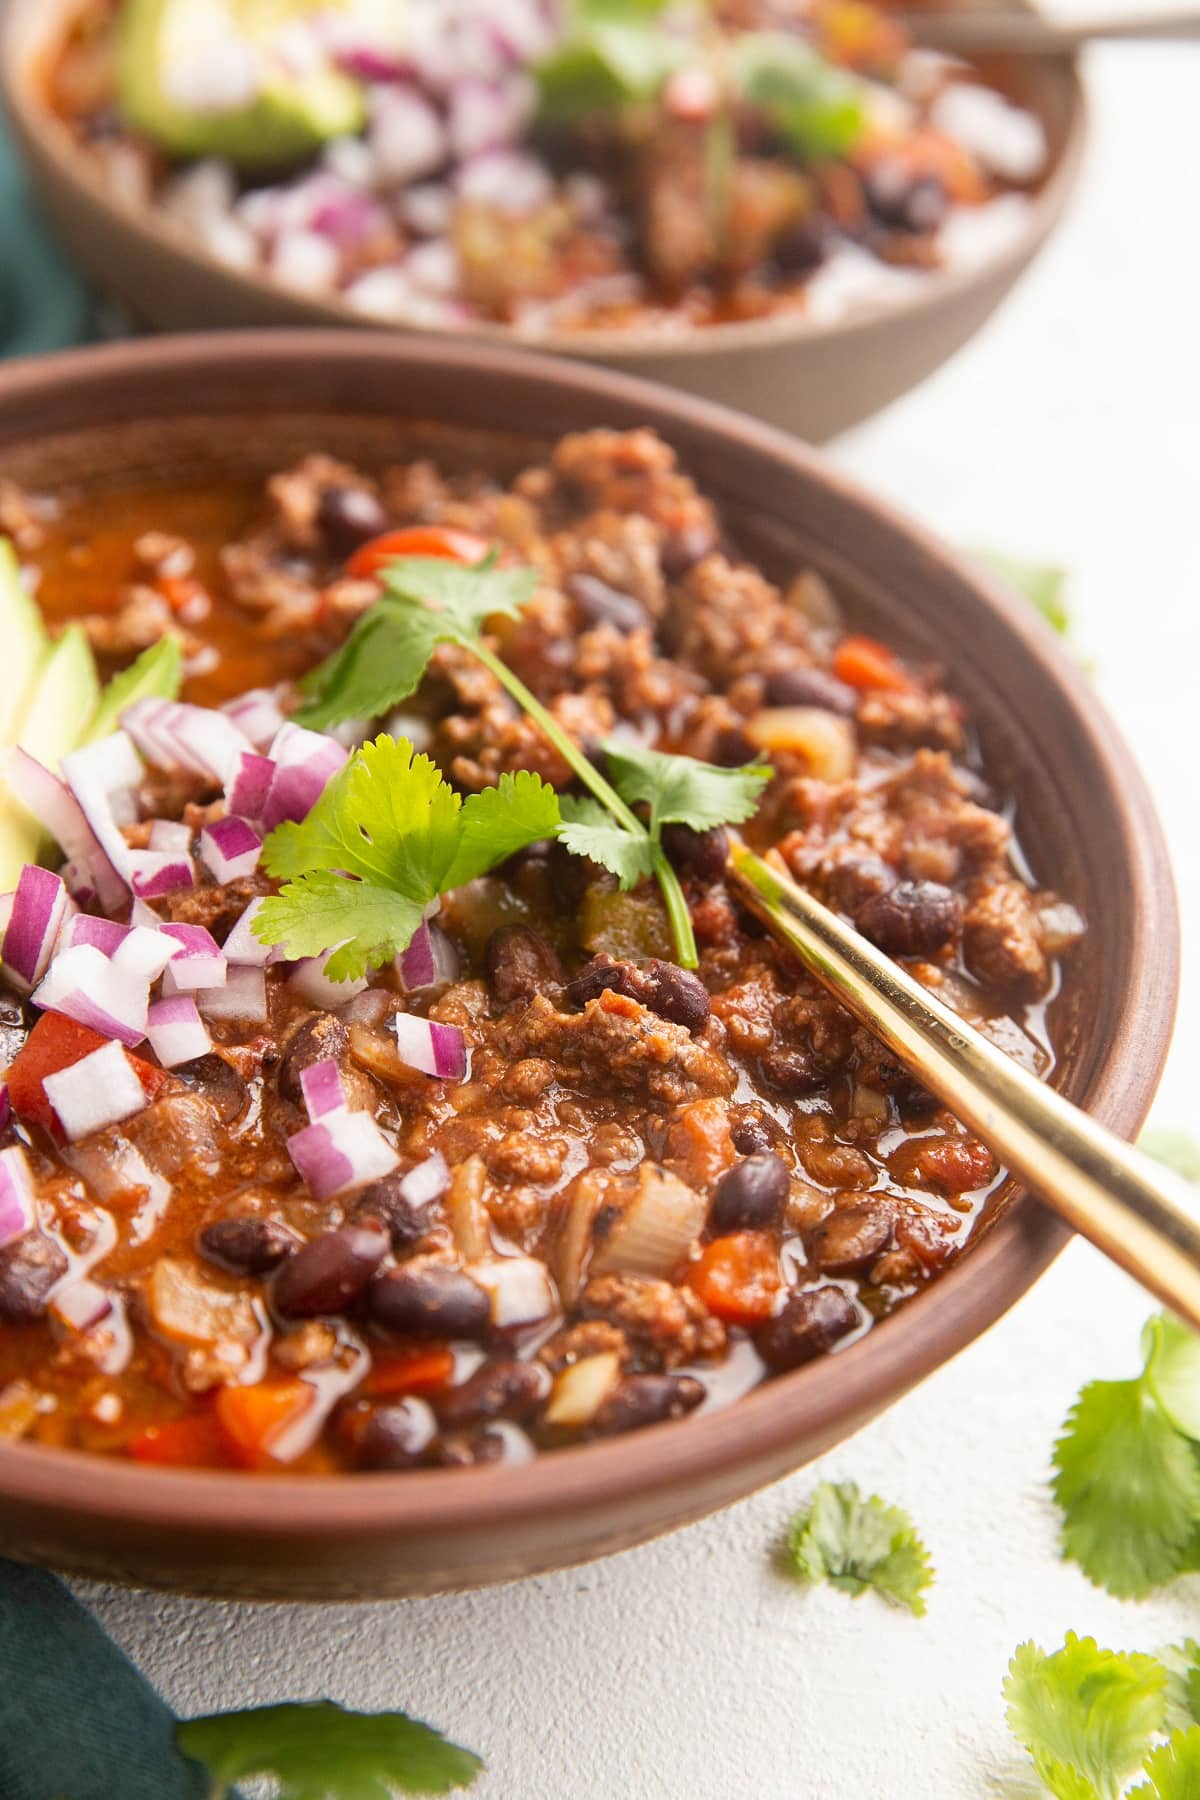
894;6;1200;52
728;844;1200;1330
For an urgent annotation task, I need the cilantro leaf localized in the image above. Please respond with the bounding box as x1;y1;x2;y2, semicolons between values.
732;33;867;160
1003;1635;1167;1800
1129;1728;1200;1800
1051;1376;1200;1598
603;740;770;836
296;608;444;731
557;795;657;890
1142;1128;1200;1186
1144;1314;1200;1444
535;0;684;124
85;635;183;743
784;1480;934;1616
1159;1642;1200;1736
176;1699;481;1799
379;556;538;636
255;736;561;979
974;549;1072;637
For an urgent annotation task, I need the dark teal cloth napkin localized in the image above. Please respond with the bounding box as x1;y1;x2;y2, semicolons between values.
0;105;94;358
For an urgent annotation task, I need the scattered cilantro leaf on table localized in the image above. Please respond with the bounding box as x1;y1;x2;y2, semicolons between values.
176;1699;481;1800
1129;1725;1200;1798
85;635;183;743
1141;1129;1200;1186
1003;1635;1167;1800
782;1479;934;1616
974;550;1072;637
254;735;561;979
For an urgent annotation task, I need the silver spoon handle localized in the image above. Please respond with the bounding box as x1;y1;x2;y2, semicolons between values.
895;7;1200;52
729;845;1200;1330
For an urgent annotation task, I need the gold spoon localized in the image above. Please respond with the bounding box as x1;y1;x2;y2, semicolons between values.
728;843;1200;1331
893;6;1200;55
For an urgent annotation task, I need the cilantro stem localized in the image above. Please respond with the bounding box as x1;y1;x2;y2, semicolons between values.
467;637;699;968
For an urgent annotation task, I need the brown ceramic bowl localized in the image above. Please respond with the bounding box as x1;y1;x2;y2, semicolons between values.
0;331;1176;1599
1;0;1085;440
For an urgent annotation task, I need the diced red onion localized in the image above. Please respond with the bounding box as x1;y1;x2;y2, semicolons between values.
221;897;277;968
447;73;536;159
470;1255;557;1328
199;816;262;883
6;747;125;912
120;699;184;771
111;925;178;983
399;1149;451;1208
196;964;267;1023
287;953;369;1008
160;922;226;990
43;1040;149;1141
299;1056;348;1123
0;1081;9;1135
127;849;195;899
399;182;453;237
311;187;386;246
60;733;143;891
61;860;98;908
263;724;348;830
391;1012;467;1081
61;915;130;957
2;865;70;990
287;1110;399;1200
0;1145;34;1247
221;689;286;751
32;944;148;1047
50;1278;112;1333
145;994;211;1068
396;920;459;993
368;87;447;186
225;750;276;821
148;819;192;855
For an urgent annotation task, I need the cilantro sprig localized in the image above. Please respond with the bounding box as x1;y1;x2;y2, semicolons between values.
291;552;769;968
177;1699;481;1799
781;1479;934;1616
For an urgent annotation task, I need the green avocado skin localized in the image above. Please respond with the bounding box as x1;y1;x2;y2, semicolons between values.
117;0;367;169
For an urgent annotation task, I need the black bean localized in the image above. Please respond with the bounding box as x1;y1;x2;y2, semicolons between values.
353;1172;436;1254
273;1223;388;1319
0;1233;67;1324
564;953;642;1010
277;1013;350;1107
434;1429;507;1468
316;485;388;555
760;1048;824;1096
826;854;897;916
731;1114;776;1155
643;961;710;1034
865;163;948;234
368;1265;491;1340
661;823;729;885
565;571;647;634
773;218;828;275
438;1359;551;1428
810;1204;894;1277
855;881;961;958
198;1216;300;1275
711;1153;790;1234
661;522;718;577
593;1373;706;1435
764;666;857;716
356;1398;437;1471
756;1286;859;1371
711;726;758;767
173;1052;249;1126
484;925;564;1008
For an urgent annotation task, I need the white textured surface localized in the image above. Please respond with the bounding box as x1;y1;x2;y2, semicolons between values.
77;42;1200;1800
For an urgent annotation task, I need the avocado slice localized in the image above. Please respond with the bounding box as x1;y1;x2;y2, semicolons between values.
0;539;49;749
0;626;101;888
118;0;366;170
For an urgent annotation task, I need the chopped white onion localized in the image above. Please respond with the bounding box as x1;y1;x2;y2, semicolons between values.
148;819;192;855
469;1255;557;1329
287;1110;399;1199
221;689;286;750
589;1165;708;1280
287;953;369;1008
49;1278;113;1333
43;1041;149;1141
196;964;267;1023
221;897;277;967
391;1011;467;1081
0;1145;34;1247
399;1149;451;1208
199;815;262;883
544;1351;621;1429
111;924;178;983
299;1056;348;1122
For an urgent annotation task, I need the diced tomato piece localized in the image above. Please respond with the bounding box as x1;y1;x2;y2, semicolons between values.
5;1011;169;1137
347;526;491;581
126;1410;230;1469
832;633;916;695
688;1232;783;1326
362;1346;455;1399
214;1377;314;1468
664;1098;736;1190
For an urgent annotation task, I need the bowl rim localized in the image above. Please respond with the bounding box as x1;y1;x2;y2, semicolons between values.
0;0;1088;362
0;328;1177;1548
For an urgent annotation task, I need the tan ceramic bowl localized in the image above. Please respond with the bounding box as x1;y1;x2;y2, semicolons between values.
2;0;1085;440
0;332;1176;1600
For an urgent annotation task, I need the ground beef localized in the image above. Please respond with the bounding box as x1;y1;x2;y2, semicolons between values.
579;1273;725;1369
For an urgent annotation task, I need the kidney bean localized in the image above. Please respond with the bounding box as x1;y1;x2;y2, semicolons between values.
594;1373;706;1435
0;1233;68;1324
810;1203;893;1277
277;1013;350;1107
764;667;857;715
711;1153;790;1234
855;882;961;957
566;571;647;635
643;961;711;1034
353;1172;435;1254
273;1224;388;1319
438;1359;551;1428
368;1264;490;1340
174;1053;249;1126
756;1286;860;1371
661;823;729;885
484;925;564;1008
316;484;388;555
198;1216;300;1276
356;1398;437;1471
